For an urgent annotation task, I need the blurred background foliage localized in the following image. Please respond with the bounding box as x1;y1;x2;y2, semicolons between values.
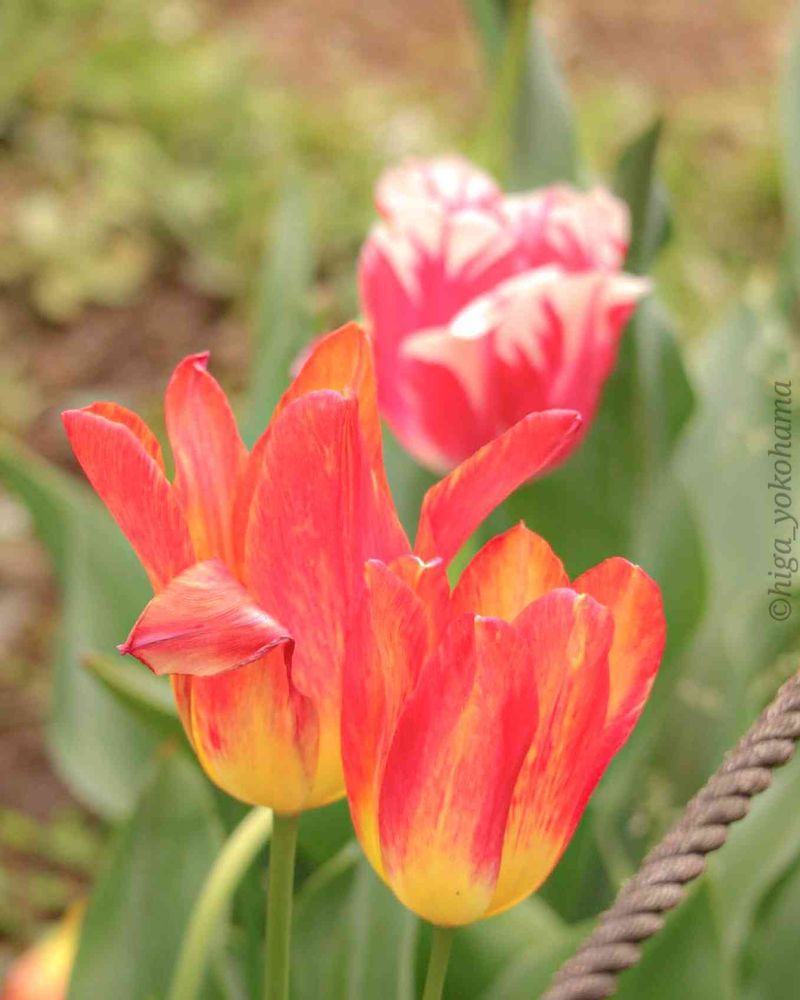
0;0;798;997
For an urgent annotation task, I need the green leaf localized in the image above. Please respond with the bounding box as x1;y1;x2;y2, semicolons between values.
84;651;183;742
661;306;800;798
745;813;800;1000
508;16;578;189
68;752;224;1000
710;752;800;978
0;435;164;818
242;174;314;445
614;883;731;1000
463;0;507;70
293;851;417;1000
614;119;672;274
781;13;800;293
445;896;570;999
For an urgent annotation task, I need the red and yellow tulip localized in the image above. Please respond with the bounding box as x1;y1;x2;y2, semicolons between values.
63;324;581;814
342;524;665;925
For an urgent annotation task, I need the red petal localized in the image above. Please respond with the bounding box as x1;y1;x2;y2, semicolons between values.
342;560;430;872
488;589;612;914
385;553;451;645
62;408;193;590
165;353;248;567
451;523;569;621
119;559;293;677
414;409;582;564
83;401;166;471
234;324;409;569
378;615;538;925
245;389;399;805
574;557;665;751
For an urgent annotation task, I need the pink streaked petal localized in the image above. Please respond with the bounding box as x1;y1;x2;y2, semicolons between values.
504;185;630;273
165;353;248;567
375;156;501;219
574;557;665;750
119;559;293;677
62;409;193;591
378;614;538;926
451;523;569;621
414;409;582;564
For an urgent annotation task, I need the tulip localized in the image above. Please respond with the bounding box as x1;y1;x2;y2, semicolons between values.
342;523;665;927
1;906;82;1000
359;155;650;471
63;323;582;815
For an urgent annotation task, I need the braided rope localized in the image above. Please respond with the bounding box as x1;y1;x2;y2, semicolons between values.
540;669;800;1000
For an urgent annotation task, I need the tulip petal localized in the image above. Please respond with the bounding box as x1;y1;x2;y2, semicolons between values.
414;409;582;564
342;560;430;873
62;409;193;591
245;389;401;807
488;589;613;915
385;553;451;644
574;558;665;749
375;156;501;218
235;324;409;568
186;646;319;814
451;523;569;621
165;353;248;566
378;615;538;926
83;401;166;470
119;559;293;677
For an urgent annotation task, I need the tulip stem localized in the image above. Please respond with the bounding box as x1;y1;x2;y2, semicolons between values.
168;807;273;1000
422;925;456;1000
264;812;299;1000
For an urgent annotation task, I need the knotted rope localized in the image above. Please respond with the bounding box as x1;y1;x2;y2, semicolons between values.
541;669;800;1000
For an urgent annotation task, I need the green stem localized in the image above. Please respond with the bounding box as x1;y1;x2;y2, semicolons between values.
168;807;273;1000
264;812;299;1000
478;0;533;176
422;926;456;1000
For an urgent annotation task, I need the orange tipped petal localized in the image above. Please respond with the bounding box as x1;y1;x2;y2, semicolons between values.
378;615;538;926
83;401;166;471
275;323;384;486
62;409;193;591
451;523;569;621
165;353;248;567
185;645;319;814
342;560;431;873
488;589;613;915
414;409;582;564
385;553;451;645
235;324;409;570
119;559;293;678
574;558;666;748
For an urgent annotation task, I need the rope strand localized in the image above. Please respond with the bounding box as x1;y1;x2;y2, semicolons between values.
540;669;800;1000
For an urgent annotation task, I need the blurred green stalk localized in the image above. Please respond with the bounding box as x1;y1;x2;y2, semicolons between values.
478;0;533;176
422;926;456;1000
264;813;300;1000
168;807;273;1000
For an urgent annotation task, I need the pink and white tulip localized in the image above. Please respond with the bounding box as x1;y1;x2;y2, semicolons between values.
359;156;649;471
